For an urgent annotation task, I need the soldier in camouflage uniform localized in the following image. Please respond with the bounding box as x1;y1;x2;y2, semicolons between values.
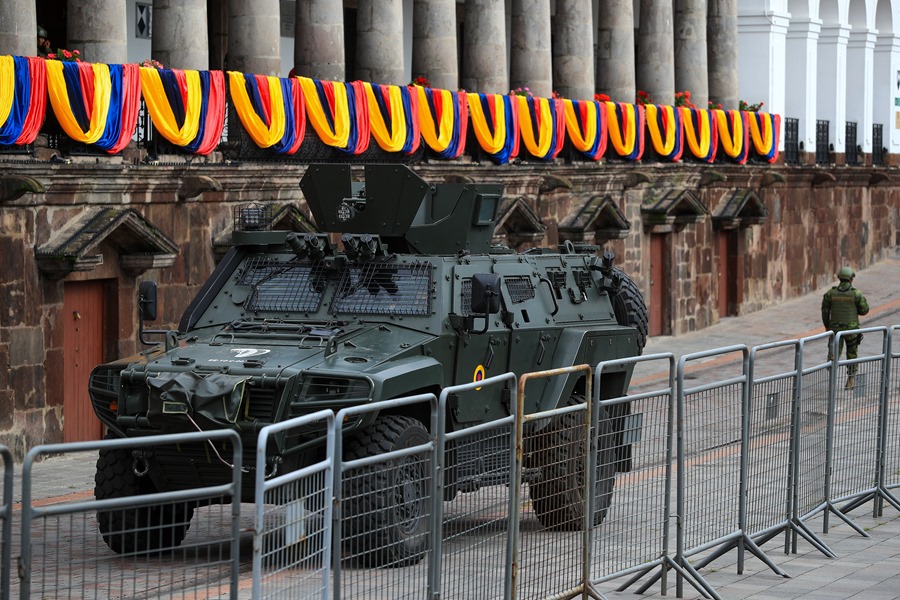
821;266;869;389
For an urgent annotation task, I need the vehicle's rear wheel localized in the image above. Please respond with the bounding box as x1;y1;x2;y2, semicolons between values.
342;415;431;567
94;445;194;555
529;396;616;531
609;267;649;354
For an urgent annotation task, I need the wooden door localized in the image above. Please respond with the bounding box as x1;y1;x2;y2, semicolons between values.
649;234;666;337
63;281;105;442
717;230;741;317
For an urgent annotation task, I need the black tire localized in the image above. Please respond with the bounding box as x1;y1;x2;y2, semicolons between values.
94;446;194;555
342;415;431;567
529;396;616;531
609;267;649;354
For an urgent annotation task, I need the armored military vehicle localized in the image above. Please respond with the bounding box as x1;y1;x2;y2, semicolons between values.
88;164;648;566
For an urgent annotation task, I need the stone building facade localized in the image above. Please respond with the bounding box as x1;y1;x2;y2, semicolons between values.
0;0;898;456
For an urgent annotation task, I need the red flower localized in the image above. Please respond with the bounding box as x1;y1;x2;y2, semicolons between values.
62;49;72;58
46;53;56;59
594;93;611;102
73;50;80;56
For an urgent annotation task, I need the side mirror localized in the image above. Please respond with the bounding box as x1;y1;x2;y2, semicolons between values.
139;281;158;322
471;273;501;314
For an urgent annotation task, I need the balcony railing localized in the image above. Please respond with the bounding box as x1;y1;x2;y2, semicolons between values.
845;121;858;166
784;118;800;165
873;123;885;166
816;120;830;165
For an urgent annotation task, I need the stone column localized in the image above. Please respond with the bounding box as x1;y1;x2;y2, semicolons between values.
356;0;404;85
846;28;877;153
228;0;280;76
873;34;900;156
67;0;127;65
707;0;739;109
552;0;594;100
152;0;209;71
596;0;636;103
461;0;507;94
510;0;552;98
674;0;708;107
0;0;36;56
412;0;458;90
816;24;849;152
637;0;675;105
294;0;344;80
738;8;789;134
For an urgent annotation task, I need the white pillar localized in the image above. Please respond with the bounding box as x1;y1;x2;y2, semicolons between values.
873;34;900;156
816;24;850;152
785;18;821;154
846;28;877;153
737;7;789;125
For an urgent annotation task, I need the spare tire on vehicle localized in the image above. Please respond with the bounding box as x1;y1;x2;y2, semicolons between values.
608;267;649;354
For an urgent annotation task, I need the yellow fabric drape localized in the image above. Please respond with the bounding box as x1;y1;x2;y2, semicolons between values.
418;86;456;152
467;93;508;155
298;76;350;148
679;107;712;158
139;66;202;146
46;60;112;144
518;95;553;157
563;99;598;152
0;55;15;128
365;83;406;153
748;113;773;154
715;109;745;158
228;71;286;148
606;101;637;156
645;105;678;156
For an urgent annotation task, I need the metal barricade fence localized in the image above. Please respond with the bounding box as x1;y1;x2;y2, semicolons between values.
745;340;798;546
435;373;518;600
0;445;11;600
883;326;900;502
332;393;438;599
253;410;336;599
792;333;834;542
513;365;592;600
675;345;785;598
18;430;243;599
590;354;682;596
823;327;889;533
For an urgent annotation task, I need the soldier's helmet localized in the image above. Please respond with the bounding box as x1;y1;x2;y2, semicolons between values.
837;266;855;281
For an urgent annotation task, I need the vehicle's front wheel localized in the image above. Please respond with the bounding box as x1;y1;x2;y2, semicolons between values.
529;396;616;531
94;445;194;555
342;415;432;567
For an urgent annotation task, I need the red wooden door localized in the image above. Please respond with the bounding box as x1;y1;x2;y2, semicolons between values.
717;230;741;317
649;234;666;336
63;281;105;442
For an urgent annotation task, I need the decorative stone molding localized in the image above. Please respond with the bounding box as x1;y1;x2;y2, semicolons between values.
177;175;223;200
641;188;708;232
558;195;630;243
0;175;45;202
712;189;768;230
493;196;547;247
35;208;179;278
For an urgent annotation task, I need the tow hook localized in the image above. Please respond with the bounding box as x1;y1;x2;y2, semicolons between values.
265;456;282;479
132;450;150;477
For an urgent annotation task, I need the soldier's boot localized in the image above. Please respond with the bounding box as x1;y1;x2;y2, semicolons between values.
845;376;855;390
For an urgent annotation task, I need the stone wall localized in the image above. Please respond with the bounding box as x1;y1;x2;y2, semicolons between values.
0;158;897;457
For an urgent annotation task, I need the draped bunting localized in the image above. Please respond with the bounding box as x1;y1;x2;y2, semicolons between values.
563;99;607;161
0;55;47;145
748;112;780;163
467;93;519;164
517;96;565;160
47;60;140;153
299;77;370;154
229;71;306;154
645;104;684;162
679;107;718;163
140;66;225;155
2;54;788;164
714;109;750;164
417;86;468;159
606;102;645;160
364;82;420;155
